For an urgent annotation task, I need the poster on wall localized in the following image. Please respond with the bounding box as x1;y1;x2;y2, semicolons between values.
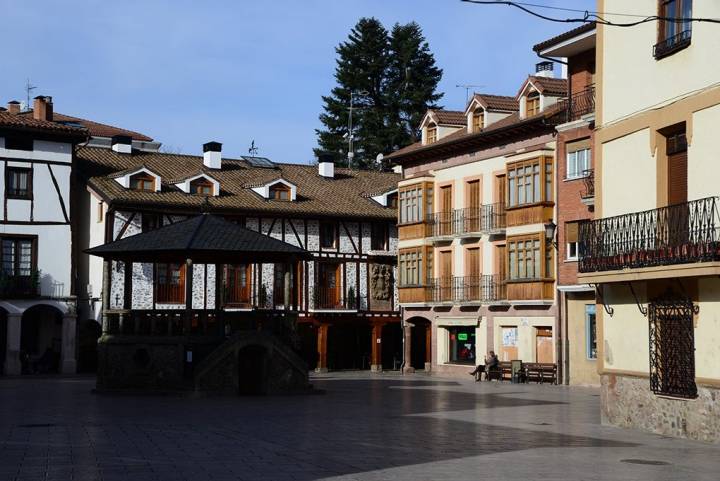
502;327;518;347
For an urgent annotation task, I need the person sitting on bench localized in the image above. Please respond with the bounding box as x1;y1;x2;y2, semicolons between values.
469;351;499;381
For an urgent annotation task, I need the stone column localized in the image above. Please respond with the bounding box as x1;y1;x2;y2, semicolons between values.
4;313;22;375
316;323;329;373
61;313;77;374
371;323;383;372
402;322;414;374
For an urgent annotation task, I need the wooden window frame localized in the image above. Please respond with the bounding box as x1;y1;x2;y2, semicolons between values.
269;183;291;201
4;166;33;200
319;221;337;249
398;247;424;287
225;263;252;307
526;92;540;117
154;263;186;304
472;109;484;132
190;178;215;196
506;156;553;209
141;212;162;233
656;0;692;59
0;235;37;277
129;172;156;192
506;233;553;282
427;124;438;144
371;222;389;251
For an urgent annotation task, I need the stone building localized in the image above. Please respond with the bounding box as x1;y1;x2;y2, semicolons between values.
578;0;720;442
77;141;401;373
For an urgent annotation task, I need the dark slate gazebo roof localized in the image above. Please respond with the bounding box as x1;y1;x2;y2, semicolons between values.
86;214;311;263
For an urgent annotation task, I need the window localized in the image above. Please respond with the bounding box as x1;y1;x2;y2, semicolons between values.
320;221;336;249
129;172;155;192
399;185;422;224
142;213;162;233
226;264;251;306
526;92;540;117
190;178;214;196
427;124;437;144
566;146;591;180
448;327;476;365
269;183;291;201
371;222;389;250
655;0;692;59
96;201;104;223
273;263;291;306
1;236;35;277
507;157;553;207
472;109;484;132
5;167;32;200
507;236;543;280
585;304;597;359
398;247;423;286
387;192;398;209
4;135;33;151
566;221;579;261
155;263;185;304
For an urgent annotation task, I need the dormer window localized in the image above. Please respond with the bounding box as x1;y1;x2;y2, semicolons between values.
427;124;438;144
526;91;540;117
387;192;398;209
269;184;291;201
190;178;214;196
472;109;484;132
130;172;156;192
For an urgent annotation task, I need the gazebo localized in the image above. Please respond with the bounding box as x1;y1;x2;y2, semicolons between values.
86;214;313;394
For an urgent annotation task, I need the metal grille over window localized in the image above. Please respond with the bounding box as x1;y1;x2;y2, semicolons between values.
648;292;698;399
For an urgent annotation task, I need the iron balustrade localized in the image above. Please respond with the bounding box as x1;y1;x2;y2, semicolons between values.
549;86;595;125
654;29;691;60
578;197;720;273
0;273;40;298
581;169;595;199
427;203;507;238
424;275;506;303
311;286;360;310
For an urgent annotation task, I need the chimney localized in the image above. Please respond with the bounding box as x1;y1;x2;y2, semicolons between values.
203;141;222;169
32;95;53;121
7;100;21;115
111;135;133;154
535;61;554;78
317;153;335;178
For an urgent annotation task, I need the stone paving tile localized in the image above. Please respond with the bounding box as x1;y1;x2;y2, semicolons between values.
0;373;719;480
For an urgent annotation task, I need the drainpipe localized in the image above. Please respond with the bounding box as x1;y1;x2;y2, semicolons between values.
400;306;406;374
564;292;570;385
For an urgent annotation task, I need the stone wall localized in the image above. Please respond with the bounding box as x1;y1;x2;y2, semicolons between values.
601;374;720;443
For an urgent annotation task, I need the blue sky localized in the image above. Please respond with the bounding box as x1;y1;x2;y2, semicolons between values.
1;0;595;163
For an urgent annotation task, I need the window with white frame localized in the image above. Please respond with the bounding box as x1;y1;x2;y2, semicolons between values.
585;304;597;359
566;144;591;180
565;221;579;261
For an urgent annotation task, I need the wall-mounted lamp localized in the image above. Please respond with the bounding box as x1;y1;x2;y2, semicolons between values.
544;219;558;249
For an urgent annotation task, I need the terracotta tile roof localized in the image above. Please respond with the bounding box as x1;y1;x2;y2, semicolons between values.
19;111;153;142
78;147;399;220
0;110;88;136
430;110;466;126
533;22;596;53
386;104;561;162
470;94;519;112
521;76;569;97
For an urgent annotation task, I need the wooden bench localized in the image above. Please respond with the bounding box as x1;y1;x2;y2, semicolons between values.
524;363;557;384
486;362;512;381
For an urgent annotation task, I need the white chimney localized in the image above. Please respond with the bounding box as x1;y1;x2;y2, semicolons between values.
535;61;555;78
203;141;222;169
318;153;335;178
111;135;132;154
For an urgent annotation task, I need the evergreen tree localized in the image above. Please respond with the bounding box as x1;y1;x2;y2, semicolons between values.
315;18;442;170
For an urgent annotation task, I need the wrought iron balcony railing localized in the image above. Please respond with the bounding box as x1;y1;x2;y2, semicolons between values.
581;169;595;200
424;275;506;303
654;29;691;60
310;286;359;310
549;86;595;125
427;203;507;238
0;273;40;298
578;197;720;273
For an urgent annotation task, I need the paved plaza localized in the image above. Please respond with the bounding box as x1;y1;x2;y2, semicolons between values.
0;372;718;481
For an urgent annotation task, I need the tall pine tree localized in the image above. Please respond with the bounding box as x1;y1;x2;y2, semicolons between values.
315;18;442;170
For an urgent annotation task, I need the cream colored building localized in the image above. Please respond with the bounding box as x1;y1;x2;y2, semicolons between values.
578;0;720;442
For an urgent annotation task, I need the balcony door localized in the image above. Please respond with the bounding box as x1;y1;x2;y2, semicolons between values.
318;263;341;309
465;247;480;300
439;250;452;301
226;264;251;307
665;129;689;252
465;180;481;232
439;185;453;235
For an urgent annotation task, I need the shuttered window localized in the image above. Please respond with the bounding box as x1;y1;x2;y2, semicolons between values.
667;131;688;206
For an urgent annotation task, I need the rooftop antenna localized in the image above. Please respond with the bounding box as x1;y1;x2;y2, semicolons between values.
456;84;485;104
248;140;259;156
25;78;37;111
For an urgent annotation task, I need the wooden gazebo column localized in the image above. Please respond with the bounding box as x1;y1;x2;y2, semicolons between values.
371;322;385;372
184;258;193;334
101;259;112;335
316;323;329;373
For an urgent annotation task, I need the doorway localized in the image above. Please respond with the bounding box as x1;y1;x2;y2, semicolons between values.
20;305;62;375
381;322;403;371
317;263;342;309
409;318;430;370
535;327;554;363
327;323;371;370
237;345;267;395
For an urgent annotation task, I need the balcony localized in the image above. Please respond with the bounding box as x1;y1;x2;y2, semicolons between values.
427;203;507;241
578;197;720;278
0;273;40;299
654;29;691;60
549;86;595;125
310;286;359;311
422;275;507;305
581;169;595;205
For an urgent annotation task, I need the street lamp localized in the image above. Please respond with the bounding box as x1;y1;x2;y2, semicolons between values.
544;219;557;249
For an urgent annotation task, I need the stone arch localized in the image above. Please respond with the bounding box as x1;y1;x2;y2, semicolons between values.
405;316;432;372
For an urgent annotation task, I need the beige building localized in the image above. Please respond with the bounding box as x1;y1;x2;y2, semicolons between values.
389;66;567;378
579;0;720;442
